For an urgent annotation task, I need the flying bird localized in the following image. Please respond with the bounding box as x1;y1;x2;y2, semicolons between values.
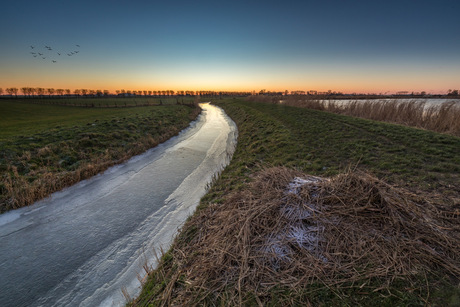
52;60;57;63
76;44;80;47
30;45;34;49
57;53;61;55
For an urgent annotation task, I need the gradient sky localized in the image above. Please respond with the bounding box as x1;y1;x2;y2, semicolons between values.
1;0;459;94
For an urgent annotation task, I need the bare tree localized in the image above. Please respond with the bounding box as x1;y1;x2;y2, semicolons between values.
56;89;64;97
47;88;55;97
21;87;29;96
28;87;35;97
81;89;88;96
74;89;81;96
65;89;71;96
36;87;45;97
0;88;3;96
6;87;19;97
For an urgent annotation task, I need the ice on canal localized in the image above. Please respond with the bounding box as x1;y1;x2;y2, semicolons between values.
0;103;237;307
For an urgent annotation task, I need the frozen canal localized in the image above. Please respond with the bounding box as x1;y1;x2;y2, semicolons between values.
0;103;237;306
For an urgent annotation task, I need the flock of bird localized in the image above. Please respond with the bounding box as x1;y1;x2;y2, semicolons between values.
29;44;81;63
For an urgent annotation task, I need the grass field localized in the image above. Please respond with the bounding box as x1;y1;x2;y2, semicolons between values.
0;99;200;212
1;97;197;108
132;98;460;306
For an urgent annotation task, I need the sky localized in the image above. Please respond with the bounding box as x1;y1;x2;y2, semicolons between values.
1;0;459;94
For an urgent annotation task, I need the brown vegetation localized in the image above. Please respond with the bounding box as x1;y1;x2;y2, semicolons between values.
249;95;460;136
141;167;460;305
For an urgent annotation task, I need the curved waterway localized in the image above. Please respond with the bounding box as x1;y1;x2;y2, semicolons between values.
0;103;237;307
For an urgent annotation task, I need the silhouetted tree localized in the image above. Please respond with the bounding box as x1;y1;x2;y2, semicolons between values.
56;89;64;97
65;89;71;96
47;88;55;97
6;87;19;97
34;87;42;97
74;89;81;96
0;88;3;96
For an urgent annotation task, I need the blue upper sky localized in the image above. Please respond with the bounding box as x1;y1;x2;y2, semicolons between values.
1;0;459;93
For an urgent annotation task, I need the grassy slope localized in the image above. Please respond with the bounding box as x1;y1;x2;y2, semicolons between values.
133;98;460;306
0;99;200;212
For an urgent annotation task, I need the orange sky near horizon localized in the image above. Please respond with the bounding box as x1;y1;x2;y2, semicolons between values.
1;61;458;95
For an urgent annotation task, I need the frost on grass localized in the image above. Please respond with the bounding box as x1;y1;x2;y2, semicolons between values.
264;175;328;268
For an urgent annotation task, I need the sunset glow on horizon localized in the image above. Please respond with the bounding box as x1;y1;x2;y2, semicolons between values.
1;0;459;95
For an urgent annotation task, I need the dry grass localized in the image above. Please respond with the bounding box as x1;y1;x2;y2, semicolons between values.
249;95;460;136
145;167;460;305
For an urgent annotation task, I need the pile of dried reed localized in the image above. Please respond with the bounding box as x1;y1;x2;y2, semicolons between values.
157;167;460;305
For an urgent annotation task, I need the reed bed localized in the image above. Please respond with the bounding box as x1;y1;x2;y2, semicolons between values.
143;167;460;305
250;96;460;136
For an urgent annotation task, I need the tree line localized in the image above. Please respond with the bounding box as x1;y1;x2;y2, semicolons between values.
0;87;252;98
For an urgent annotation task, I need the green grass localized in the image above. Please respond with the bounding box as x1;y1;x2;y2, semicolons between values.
202;99;460;204
0;99;200;212
0;97;197;109
133;98;460;306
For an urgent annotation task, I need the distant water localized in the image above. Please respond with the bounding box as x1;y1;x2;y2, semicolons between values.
322;98;460;108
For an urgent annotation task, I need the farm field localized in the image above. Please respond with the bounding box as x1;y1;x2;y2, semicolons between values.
132;98;460;306
0;96;197;108
0;99;200;212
